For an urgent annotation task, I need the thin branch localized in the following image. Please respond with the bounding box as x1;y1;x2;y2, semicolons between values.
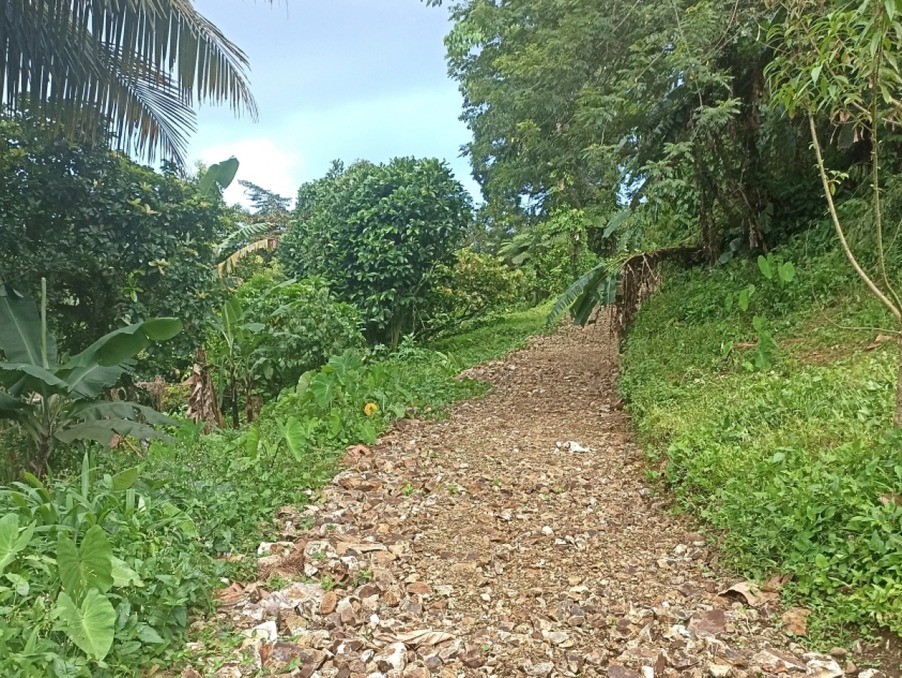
808;114;902;325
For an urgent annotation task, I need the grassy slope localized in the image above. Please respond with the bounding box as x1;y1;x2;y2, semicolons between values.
620;229;902;638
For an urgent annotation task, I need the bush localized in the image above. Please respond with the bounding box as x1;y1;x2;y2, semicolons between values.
425;248;526;333
278;158;472;346
220;273;365;396
0;456;214;676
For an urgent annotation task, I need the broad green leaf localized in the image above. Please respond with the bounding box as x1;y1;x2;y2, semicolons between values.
198;157;239;197
547;261;607;325
137;623;165;644
738;285;755;312
57;525;113;599
0;391;25;418
111;556;143;588
757;255;773;280
602;208;631;238
245;427;261;457
0;363;69;395
55;418;169;446
309;372;337;409
71;401;175;426
222;297;243;343
0;513;35;574
778;261;796;283
139;318;183;341
281;417;308;462
65;319;182;370
58;363;126;399
110;467;140;492
5;572;29;596
53;590;116;660
0;285;56;367
296;369;316;395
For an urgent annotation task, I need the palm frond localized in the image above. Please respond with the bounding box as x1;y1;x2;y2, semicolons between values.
0;0;272;164
547;262;618;326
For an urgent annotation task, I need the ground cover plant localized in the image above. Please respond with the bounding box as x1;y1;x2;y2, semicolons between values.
0;302;550;676
620;227;902;637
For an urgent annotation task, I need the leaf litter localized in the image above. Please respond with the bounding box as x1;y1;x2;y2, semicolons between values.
179;321;894;677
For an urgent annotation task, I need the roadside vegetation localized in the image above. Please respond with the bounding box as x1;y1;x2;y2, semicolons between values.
621;221;902;637
1;0;901;673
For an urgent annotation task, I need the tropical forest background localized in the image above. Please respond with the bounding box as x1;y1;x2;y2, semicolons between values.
0;0;900;674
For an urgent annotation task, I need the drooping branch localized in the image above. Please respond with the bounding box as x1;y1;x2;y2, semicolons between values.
808;115;901;325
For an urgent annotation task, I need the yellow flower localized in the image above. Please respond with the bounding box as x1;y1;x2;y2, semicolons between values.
363;402;379;417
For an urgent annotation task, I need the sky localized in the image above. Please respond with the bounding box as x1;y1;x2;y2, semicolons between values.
188;0;478;207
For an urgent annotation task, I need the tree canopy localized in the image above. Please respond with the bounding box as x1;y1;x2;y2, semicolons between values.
445;0;832;257
278;158;473;347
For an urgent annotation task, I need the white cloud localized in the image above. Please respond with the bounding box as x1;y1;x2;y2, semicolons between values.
196;138;303;208
190;88;482;210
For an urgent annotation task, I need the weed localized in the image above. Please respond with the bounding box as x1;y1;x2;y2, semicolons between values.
621;233;902;635
352;570;374;587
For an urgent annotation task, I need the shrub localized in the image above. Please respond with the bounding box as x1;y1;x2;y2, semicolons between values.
212;273;364;397
0;456;214;676
278;158;473;347
425;248;526;333
501;209;600;303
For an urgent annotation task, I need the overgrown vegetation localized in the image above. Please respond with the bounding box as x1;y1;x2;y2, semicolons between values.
0;303;549;675
3;0;902;671
621;225;902;635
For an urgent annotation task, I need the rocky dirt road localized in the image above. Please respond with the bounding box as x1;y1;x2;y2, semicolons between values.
189;323;895;677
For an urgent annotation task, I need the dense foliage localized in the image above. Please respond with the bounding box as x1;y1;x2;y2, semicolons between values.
0;118;225;376
207;273;365;413
498;209;600;303
0;304;549;675
621;227;902;634
426;248;526;331
278;158;473;346
0;285;181;476
445;0;860;255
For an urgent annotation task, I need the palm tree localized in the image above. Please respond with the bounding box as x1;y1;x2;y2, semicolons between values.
0;1;269;164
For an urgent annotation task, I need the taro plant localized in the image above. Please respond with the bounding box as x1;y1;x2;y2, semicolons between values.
0;281;181;476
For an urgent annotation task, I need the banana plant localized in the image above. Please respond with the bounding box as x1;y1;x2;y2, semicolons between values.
0;281;182;476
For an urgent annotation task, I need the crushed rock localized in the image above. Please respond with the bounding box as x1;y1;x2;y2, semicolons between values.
183;321;891;677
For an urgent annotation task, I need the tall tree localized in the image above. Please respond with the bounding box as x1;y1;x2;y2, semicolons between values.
0;0;269;163
445;0;821;256
278;158;473;347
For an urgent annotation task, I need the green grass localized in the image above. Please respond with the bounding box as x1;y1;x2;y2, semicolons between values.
621;231;902;638
428;302;553;365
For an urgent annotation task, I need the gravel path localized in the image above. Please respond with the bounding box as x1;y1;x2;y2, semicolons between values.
188;323;893;678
